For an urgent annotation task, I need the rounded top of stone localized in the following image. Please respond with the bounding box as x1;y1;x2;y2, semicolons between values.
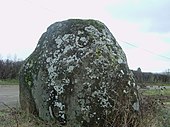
46;19;109;36
48;19;105;30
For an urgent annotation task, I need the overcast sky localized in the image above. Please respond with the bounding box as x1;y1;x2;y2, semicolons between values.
0;0;170;72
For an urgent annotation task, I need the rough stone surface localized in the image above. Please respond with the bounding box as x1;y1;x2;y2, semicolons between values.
19;19;140;126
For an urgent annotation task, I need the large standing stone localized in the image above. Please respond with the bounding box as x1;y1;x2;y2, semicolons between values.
19;19;140;126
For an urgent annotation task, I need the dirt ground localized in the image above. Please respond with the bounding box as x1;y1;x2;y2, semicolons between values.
0;85;19;109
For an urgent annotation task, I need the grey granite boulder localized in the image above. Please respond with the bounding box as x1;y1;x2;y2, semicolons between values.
19;19;140;126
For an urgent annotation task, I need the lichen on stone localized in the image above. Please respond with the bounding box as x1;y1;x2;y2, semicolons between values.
19;19;140;127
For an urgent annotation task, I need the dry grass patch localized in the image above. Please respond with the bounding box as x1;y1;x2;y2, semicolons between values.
0;106;58;127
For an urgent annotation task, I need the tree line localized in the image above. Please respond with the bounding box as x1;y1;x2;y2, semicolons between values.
0;57;169;84
133;68;170;85
0;58;23;80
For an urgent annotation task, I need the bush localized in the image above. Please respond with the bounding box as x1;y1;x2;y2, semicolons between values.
0;59;23;80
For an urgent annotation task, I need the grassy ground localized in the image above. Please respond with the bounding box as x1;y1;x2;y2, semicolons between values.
156;106;170;127
0;82;170;127
143;88;170;96
0;107;59;127
0;104;170;127
140;84;170;127
145;82;170;86
0;79;19;85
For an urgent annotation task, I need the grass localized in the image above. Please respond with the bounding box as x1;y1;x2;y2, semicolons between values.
0;82;169;126
145;82;170;86
156;106;170;127
141;107;170;127
138;95;170;127
0;108;58;127
0;104;170;127
143;88;170;96
0;79;19;85
139;87;170;127
160;83;170;86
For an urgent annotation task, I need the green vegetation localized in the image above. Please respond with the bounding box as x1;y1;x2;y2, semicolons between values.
0;104;170;127
0;79;19;85
0;59;23;80
156;107;170;127
160;83;170;86
0;109;46;127
143;88;170;96
139;107;170;127
138;86;170;127
0;80;169;126
0;107;60;127
145;82;170;86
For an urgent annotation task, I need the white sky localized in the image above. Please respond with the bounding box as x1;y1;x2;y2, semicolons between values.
0;0;170;73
